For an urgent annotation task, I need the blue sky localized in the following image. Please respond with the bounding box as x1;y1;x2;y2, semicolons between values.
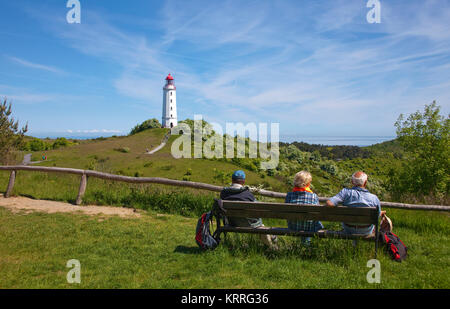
1;0;449;139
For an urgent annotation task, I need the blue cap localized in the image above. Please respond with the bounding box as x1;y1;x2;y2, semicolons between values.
232;170;246;180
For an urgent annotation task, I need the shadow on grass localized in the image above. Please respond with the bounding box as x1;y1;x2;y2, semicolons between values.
221;233;375;266
173;245;203;255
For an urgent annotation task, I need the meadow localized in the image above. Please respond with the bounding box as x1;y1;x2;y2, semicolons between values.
0;127;448;289
0;170;449;289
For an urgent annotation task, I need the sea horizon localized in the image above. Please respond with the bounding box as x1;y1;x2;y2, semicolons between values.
279;135;395;147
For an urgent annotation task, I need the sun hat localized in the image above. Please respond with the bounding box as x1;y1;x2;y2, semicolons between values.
380;214;393;233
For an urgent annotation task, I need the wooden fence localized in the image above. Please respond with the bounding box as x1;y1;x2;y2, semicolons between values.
0;165;449;211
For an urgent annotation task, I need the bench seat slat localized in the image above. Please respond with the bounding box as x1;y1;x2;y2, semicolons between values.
217;226;375;240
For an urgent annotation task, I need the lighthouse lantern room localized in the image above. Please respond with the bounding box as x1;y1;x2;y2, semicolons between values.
162;73;177;128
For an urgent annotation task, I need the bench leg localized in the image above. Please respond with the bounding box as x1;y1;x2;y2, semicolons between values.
374;222;379;259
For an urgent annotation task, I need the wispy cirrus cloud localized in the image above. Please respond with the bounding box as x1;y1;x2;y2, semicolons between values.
7;56;65;74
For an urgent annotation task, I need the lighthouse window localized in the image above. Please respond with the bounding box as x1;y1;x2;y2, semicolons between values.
170;99;172;103
171;107;172;110
170;92;172;96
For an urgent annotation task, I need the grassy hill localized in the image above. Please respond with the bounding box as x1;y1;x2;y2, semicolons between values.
2;126;443;207
0;128;290;216
0;127;416;207
25;128;287;192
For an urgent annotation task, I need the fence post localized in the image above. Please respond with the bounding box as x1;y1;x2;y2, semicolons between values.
75;173;87;205
5;170;16;198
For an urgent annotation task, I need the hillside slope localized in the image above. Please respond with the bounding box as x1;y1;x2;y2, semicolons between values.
23;128;289;193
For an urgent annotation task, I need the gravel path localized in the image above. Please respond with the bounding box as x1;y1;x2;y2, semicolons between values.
0;194;141;218
22;153;45;165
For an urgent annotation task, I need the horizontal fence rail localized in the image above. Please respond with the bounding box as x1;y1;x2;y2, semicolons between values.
0;165;449;211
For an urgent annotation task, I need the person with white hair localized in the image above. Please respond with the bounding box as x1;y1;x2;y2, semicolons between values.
326;171;386;236
285;171;323;246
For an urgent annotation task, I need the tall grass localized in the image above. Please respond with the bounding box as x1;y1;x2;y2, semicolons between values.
0;170;217;217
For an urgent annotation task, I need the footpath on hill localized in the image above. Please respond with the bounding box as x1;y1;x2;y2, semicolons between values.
0;194;141;218
146;131;171;154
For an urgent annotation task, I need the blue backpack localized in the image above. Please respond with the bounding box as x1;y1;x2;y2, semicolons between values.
195;211;219;250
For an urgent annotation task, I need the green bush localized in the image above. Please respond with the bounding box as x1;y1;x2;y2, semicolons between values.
52;137;73;149
115;147;130;153
320;161;338;175
130;118;161;135
25;138;50;151
389;101;449;202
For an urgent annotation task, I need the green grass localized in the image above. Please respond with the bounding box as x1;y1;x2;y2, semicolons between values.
0;201;449;288
1;129;448;288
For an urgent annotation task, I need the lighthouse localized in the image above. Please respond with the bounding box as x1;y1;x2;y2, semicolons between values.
162;73;177;128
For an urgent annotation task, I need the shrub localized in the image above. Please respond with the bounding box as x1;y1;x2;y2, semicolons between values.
320;162;338;176
26;138;49;151
115;147;130;153
130;118;161;135
52;137;71;149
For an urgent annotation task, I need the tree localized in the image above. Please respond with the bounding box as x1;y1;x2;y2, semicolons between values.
0;98;28;165
389;101;449;200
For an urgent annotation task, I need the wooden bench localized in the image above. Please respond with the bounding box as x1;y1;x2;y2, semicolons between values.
212;199;381;257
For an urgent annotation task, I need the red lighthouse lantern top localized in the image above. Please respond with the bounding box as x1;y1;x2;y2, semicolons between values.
164;73;175;90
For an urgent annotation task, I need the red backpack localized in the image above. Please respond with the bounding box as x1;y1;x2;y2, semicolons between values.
380;231;408;262
195;211;219;250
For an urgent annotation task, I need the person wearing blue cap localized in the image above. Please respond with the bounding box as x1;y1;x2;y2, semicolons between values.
220;170;277;249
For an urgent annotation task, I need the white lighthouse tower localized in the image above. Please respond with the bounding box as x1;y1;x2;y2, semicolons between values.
162;73;177;128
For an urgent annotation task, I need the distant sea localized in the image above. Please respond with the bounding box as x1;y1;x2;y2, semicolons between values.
31;131;394;147
30;132;123;140
279;135;395;147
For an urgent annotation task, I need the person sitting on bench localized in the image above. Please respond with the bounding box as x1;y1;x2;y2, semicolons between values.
220;170;277;249
285;171;323;246
326;171;386;236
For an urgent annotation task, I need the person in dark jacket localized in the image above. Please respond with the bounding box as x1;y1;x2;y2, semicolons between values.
220;170;277;249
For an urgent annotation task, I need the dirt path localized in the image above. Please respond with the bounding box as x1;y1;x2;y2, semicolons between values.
22;153;46;165
0;194;140;218
146;141;167;154
145;131;171;155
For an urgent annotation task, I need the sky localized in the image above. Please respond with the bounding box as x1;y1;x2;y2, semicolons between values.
0;0;449;140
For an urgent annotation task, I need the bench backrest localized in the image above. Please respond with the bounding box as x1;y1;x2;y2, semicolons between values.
214;199;379;225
